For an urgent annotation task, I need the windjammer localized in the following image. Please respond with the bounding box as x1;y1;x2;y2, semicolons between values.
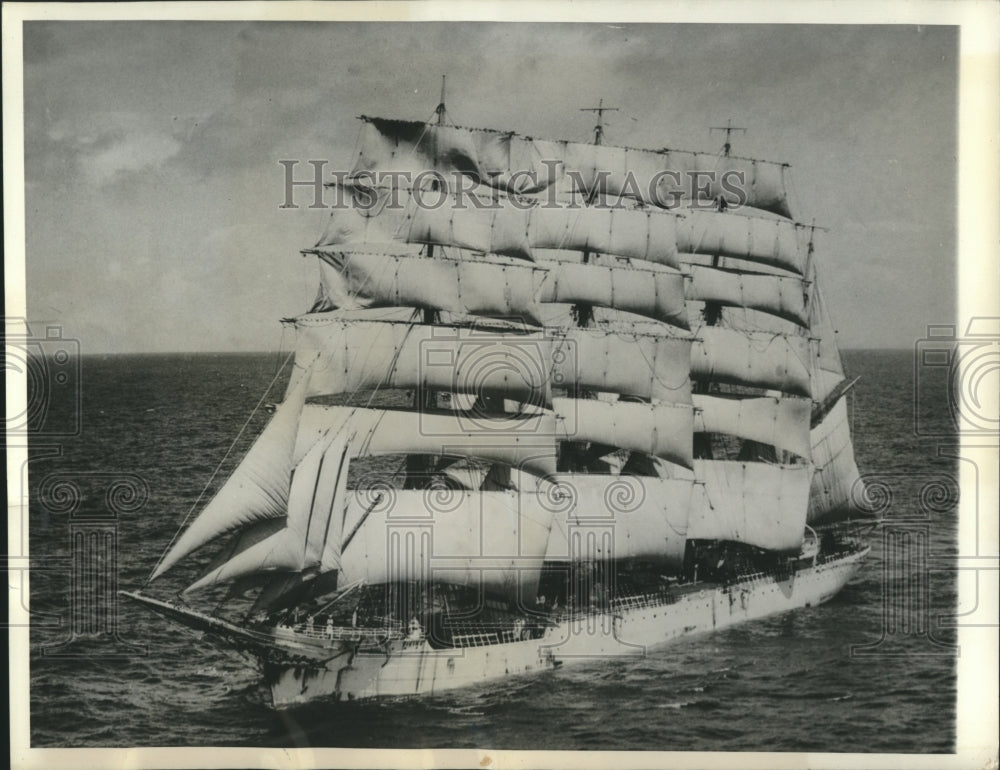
125;98;873;707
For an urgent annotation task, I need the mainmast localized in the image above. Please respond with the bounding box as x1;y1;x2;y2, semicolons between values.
694;120;747;459
558;101;620;473
572;100;618;329
405;78;448;489
581;98;618;147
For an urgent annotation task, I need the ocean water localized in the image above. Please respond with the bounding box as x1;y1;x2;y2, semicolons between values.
27;349;958;751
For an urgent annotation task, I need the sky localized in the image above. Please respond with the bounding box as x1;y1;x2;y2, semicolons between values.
20;21;957;353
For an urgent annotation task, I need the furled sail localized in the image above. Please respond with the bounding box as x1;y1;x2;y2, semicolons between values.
150;367;312;580
337;488;556;602
693;394;811;459
687;461;812;551
683;264;809;326
352;117;793;217
185;436;351;593
542;475;692;567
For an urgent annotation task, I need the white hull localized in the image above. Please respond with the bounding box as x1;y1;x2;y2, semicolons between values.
265;547;868;707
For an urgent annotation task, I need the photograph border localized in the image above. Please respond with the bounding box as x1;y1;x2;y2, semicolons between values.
5;2;998;768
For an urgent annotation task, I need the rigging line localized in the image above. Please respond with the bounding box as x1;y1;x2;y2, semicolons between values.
630;330;694;395
784;165;800;222
349;120;364;169
337;315;411;405
391;190;418;241
356;408;391;459
145;349;295;585
850;384;856;438
337;342;403;463
349;319;417;441
343;248;398;307
404;118;435;171
273;326;288;379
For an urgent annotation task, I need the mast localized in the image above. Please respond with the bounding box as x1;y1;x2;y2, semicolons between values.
580;98;618;147
693;122;746;457
710;119;746;158
405;78;448;490
573;100;619;328
704;120;745;318
560;100;620;472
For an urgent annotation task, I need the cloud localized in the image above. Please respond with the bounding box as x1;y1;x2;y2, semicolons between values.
30;109;189;187
80;130;182;185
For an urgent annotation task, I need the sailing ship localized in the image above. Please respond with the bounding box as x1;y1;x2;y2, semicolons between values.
124;90;873;707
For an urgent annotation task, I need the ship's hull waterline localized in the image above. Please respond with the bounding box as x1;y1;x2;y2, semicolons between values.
259;548;868;708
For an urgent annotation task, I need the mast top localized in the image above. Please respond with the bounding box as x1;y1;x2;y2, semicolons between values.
580;98;619;146
434;75;448;126
709;119;747;157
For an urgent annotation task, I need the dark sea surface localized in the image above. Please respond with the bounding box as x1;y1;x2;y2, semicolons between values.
28;349;958;751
